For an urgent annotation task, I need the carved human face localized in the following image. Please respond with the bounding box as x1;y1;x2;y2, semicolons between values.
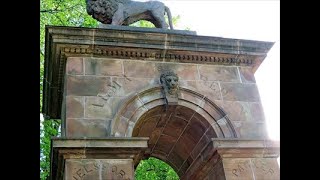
165;75;179;90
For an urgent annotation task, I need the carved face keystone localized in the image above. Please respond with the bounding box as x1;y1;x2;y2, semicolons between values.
160;72;179;95
165;75;178;90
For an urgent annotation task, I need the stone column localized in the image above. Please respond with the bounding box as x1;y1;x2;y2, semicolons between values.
205;139;280;180
50;137;148;180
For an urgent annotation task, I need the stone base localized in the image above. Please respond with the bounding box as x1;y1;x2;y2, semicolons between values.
50;137;148;180
205;139;280;180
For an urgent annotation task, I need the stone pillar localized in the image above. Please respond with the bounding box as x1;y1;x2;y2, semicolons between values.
204;139;280;180
50;137;148;180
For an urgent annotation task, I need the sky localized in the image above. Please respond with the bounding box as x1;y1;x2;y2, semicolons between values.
162;0;280;141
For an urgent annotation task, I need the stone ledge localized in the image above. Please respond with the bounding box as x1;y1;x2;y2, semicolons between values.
52;137;149;148
212;138;280;158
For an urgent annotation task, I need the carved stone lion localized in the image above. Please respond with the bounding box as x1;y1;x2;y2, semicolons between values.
86;0;173;29
160;71;179;95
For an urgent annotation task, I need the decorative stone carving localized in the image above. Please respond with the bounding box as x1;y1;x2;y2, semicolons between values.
86;0;173;29
160;71;179;105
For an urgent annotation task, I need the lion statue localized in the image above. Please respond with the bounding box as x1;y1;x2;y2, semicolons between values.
86;0;173;29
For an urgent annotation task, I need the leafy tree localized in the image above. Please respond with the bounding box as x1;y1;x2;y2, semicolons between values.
40;0;183;179
40;119;61;180
135;157;179;180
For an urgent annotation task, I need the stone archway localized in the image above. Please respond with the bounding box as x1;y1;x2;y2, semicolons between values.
111;86;237;138
111;86;237;178
45;26;280;180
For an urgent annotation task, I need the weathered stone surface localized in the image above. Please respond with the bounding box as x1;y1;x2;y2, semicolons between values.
195;80;222;101
84;58;123;76
239;67;256;83
251;158;280;180
201;100;225;120
206;160;226;180
65;159;134;180
220;83;260;102
66;119;111;137
66;76;111;96
112;77;156;96
222;158;254;180
66;57;83;75
168;150;185;170
191;135;210;159
249;102;265;122
66;96;84;118
199;65;240;82
178;157;193;176
85;97;122;119
154;134;176;154
173;138;193;160
232;121;268;138
157;63;199;80
184;119;205;144
121;97;144;120
116;116;129;135
135;116;159;137
163;117;188;138
124;61;158;78
222;101;251;122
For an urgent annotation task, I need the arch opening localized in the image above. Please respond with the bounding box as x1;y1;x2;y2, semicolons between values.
133;105;218;178
111;86;238;178
135;157;179;180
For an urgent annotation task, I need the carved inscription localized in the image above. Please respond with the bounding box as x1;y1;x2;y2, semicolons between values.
94;75;132;107
67;160;133;180
231;159;275;177
72;162;106;180
97;80;122;102
200;75;220;92
112;165;131;180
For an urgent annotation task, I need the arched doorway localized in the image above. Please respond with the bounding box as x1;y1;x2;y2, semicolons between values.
111;86;237;179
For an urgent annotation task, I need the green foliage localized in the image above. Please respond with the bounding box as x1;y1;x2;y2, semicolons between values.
40;119;61;180
135;157;179;180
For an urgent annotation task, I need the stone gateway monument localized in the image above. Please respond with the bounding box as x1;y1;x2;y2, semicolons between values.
43;2;279;179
